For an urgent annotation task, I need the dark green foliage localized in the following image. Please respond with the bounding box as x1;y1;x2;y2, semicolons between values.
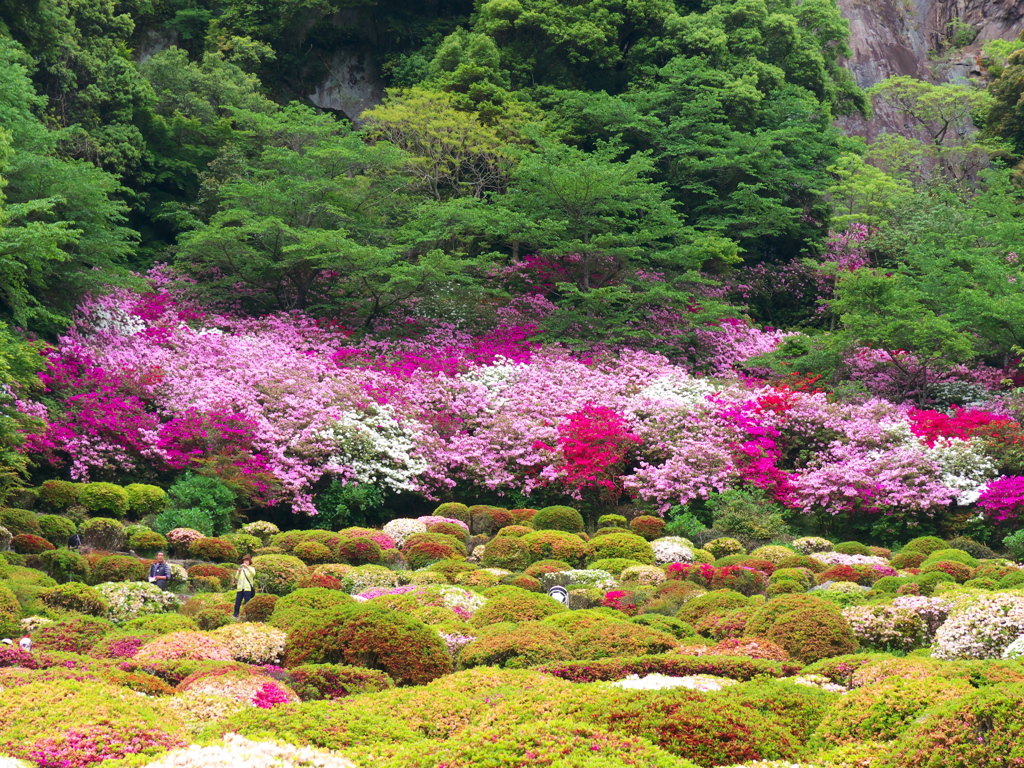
37;514;76;547
165;474;235;536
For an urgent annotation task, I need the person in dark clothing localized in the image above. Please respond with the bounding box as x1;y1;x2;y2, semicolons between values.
148;551;171;590
67;532;82;550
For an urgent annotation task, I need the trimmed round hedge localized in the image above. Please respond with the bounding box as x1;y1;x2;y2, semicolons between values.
879;683;1024;767
520;530;587;566
79;482;130;518
586;532;656;565
460;621;573;669
470;587;567;628
285;603;453;685
481;536;529;571
531;505;585;533
251;554;308;595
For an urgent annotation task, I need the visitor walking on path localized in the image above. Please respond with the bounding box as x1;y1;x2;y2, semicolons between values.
234;555;257;618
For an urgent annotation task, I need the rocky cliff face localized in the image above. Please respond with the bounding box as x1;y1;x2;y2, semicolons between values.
837;0;1024;136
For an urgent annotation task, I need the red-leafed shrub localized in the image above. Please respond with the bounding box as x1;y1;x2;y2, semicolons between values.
817;564;876;586
574;622;678;659
188;563;233;582
524;559;571;577
602;589;643;617
336;527;396;550
427;522;469;539
405;540;463;569
509;508;538;524
35;616;117;653
629;515;666;540
460;621;573;669
920;560;973;583
285;604;453;685
189;536;240;563
709;637;790;662
710;566;768;595
693;607;753;640
240;594;278;622
334;536;382;565
296;572;343;590
504;574;543;592
13;533;55;555
890;551;927;568
469;505;516;534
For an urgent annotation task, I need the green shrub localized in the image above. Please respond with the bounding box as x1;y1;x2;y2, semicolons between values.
40;581;109;616
481;536;529;571
427;559;477;581
36;480;82;512
78;517;126;551
879;684;1024;767
79;482;130;518
520;530;588;566
37;549;90;583
834;541;872;556
901;536;946;556
748;545;796;564
532;505;585;533
676;589;749;625
331;536;381;566
586;532;655;565
0;583;19;636
704;537;745;558
814;677;973;746
125;613;198;634
403;534;465;569
91;555;147;584
128;529;167;557
725;677;838;742
252;554;308;595
944;537;997;560
761;607;857;664
12;533;54;554
220;533;262;558
598;514;628;529
289;663;394;700
524;559;572;576
577;687;799;765
631;614;696;639
124;483;166;516
0;508;42;537
270;587;355;633
921;548;980;568
744;593;840;636
0;680;185;764
890;551;927;569
37;514;76;547
461;621;573;669
432;502;471;525
920;560;973;582
777;554;827;573
189;536;240;563
166;473;235;535
495;525;533;538
470;587;567;627
630;515;666;540
153;507;214;537
285;604;454;685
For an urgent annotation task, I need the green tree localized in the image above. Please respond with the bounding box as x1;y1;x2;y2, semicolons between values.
0;323;45;503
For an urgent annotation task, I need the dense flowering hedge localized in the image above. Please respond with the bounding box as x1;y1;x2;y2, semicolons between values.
16;282;1023;523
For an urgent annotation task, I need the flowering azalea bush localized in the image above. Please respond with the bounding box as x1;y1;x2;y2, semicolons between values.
95;581;181;624
211;623;287;665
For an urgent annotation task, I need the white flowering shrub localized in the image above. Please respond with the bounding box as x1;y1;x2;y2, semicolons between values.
438;587;487;619
651;538;694;565
891;595;951;636
842;605;928;652
342;564;403;594
241;521;280;545
95;581;181;624
791;537;833;555
19;616;52;633
610;673;737;692
933;593;1024;660
168;563;189;588
1002;635;1024;659
811;551;889;567
619;565;667;586
0;526;12;551
382;518;428;548
319;404;428;493
923;437;999;505
165;691;247;735
561;569;617;590
212;623;287;665
139;733;354;768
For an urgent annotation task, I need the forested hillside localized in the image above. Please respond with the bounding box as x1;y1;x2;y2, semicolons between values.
4;0;1024;545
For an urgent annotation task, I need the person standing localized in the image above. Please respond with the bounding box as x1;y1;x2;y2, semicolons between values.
19;633;32;653
233;555;257;619
148;551;171;590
